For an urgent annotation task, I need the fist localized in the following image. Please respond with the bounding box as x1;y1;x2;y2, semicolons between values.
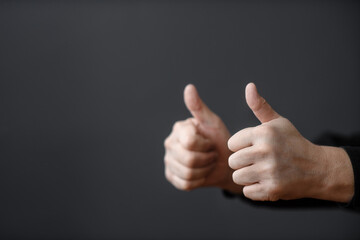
229;117;319;201
164;84;242;193
227;83;354;202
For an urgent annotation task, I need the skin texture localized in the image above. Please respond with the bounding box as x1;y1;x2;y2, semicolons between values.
164;84;243;193
164;83;355;203
228;83;354;203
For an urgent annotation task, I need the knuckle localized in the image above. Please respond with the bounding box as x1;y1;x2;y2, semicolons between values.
264;126;276;137
281;117;291;125
165;169;172;182
263;161;276;176
261;98;268;106
164;137;171;149
258;143;273;156
257;125;276;138
258;143;280;160
184;154;197;168
266;182;281;201
232;170;241;184
182;135;197;150
173;121;183;131
181;181;193;191
269;162;279;175
163;154;172;166
183;168;195;180
243;187;252;199
228;156;237;169
185;118;194;123
232;171;237;182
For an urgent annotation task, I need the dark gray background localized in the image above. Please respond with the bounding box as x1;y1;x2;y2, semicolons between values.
0;0;360;239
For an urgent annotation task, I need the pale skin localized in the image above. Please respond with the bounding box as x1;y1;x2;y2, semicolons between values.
164;83;355;203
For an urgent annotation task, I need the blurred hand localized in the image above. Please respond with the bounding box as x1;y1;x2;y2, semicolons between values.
164;84;243;193
228;83;354;202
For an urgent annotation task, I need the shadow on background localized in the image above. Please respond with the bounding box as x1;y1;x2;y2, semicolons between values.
0;1;360;239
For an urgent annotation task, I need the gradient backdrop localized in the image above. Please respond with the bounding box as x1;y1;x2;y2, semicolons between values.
1;1;360;239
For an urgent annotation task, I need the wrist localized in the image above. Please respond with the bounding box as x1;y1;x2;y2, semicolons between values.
314;145;354;203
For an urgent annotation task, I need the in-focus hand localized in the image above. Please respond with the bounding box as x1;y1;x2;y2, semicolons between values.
228;83;354;202
164;84;243;193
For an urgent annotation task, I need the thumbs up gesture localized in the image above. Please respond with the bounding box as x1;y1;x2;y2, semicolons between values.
164;84;243;193
228;83;354;202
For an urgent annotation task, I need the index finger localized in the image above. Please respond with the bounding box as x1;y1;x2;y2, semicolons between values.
228;127;254;152
177;120;214;152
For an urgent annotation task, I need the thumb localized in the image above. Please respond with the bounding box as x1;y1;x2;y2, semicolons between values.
184;84;217;125
245;82;280;123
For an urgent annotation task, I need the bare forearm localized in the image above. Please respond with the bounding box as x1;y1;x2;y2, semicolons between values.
314;145;354;203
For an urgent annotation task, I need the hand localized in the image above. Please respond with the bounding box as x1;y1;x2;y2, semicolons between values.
228;83;354;202
164;84;243;193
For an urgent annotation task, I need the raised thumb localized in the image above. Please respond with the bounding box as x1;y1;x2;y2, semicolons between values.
245;82;280;123
184;84;217;125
